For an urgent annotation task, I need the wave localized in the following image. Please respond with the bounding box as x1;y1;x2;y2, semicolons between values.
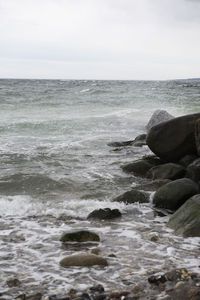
0;173;66;195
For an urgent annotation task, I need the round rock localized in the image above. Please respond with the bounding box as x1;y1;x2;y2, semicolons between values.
60;254;108;267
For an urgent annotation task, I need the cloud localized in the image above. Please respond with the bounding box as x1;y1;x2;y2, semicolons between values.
0;0;200;79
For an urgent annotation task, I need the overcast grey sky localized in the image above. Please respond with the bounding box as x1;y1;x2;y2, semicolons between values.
0;0;200;80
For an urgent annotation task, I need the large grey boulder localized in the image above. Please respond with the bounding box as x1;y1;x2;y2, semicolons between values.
153;178;199;211
60;231;100;243
113;189;149;204
168;194;200;237
146;163;185;180
147;113;200;162
60;254;108;267
146;110;174;132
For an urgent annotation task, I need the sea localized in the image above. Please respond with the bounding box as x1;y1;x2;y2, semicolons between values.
0;79;200;297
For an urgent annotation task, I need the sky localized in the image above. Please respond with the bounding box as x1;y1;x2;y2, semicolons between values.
0;0;200;80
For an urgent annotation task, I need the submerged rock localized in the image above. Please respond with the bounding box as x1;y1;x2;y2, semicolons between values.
60;254;108;267
195;118;200;156
147;113;200;161
146;163;185;180
121;156;162;177
153;178;199;211
146;109;174;132
168;194;200;237
60;230;100;243
113;189;149;204
87;208;121;220
133;179;171;192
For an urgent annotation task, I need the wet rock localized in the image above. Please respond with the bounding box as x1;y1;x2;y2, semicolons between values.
132;134;147;147
168;194;200;237
113;189;149;204
186;158;200;182
146;110;174;132
48;296;71;300
147;113;200;161
90;284;105;293
167;281;200;300
179;154;198;167
153;178;199;211
146;163;185;180
60;254;108;267
148;274;167;285
87;208;121;220
60;230;100;243
15;295;26;300
121;156;162;177
6;278;21;287
133;179;171;192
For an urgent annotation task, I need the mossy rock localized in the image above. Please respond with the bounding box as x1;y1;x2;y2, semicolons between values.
60;254;108;267
60;230;100;243
87;208;121;220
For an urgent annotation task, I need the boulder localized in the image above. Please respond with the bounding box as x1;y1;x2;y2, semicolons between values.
113;189;149;204
195;118;200;156
186;158;200;182
146;110;174;132
146;163;185;180
153;178;199;211
168;194;200;237
87;208;121;220
60;230;100;243
146;113;200;162
60;254;108;267
121;156;162;177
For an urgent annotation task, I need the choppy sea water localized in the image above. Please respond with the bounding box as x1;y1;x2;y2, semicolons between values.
0;79;200;297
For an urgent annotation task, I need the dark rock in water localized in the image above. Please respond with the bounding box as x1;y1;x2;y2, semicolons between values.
113;189;149;204
133;179;171;192
146;113;200;161
121;156;162;177
179;154;198;167
90;284;105;293
60;254;108;267
146;109;174;132
47;295;70;300
195;118;200;156
146;163;185;180
186;158;200;182
153;178;199;211
168;194;200;237
148;274;167;285
16;293;42;300
107;134;147;148
60;230;100;243
107;140;134;147
87;208;121;220
7;278;21;287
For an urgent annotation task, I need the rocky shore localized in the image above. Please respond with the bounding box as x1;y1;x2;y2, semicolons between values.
2;110;200;300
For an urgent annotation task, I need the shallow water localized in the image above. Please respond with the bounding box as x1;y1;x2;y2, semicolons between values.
0;79;200;297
